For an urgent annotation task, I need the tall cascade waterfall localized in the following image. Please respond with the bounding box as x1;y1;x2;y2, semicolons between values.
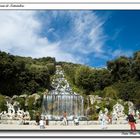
42;65;84;120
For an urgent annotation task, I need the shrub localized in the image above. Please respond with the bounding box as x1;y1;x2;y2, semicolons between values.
0;95;7;112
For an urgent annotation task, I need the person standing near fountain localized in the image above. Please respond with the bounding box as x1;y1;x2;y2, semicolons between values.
39;118;45;129
127;112;136;132
35;112;40;125
107;114;112;124
63;111;68;125
99;111;107;129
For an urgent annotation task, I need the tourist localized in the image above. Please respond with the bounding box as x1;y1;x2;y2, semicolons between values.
39;118;45;129
22;114;26;125
99;112;107;129
63;111;68;125
35;112;40;125
45;116;49;125
74;117;79;125
107;114;112;124
112;113;118;124
127;112;136;131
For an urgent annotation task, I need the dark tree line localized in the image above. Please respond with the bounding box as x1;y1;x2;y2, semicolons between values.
0;51;56;96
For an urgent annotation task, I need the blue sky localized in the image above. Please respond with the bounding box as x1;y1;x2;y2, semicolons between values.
0;10;140;67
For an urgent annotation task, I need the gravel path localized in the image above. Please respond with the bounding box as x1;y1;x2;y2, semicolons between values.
0;123;140;130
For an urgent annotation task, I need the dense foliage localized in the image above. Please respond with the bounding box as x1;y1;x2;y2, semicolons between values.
0;51;56;96
61;62;111;95
1;50;140;111
61;51;140;108
0;95;7;112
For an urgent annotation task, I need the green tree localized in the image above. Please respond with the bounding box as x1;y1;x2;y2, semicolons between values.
103;86;118;99
0;95;7;112
15;97;25;110
132;51;140;80
27;96;35;110
107;56;131;82
0;51;55;96
75;66;93;92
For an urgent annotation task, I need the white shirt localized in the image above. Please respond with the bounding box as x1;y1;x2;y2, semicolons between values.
39;120;44;126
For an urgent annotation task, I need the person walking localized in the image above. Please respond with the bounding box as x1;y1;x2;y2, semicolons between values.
127;112;136;131
107;114;112;124
35;112;40;125
45;116;49;126
99;112;107;129
39;118;45;129
63;111;68;125
101;113;107;129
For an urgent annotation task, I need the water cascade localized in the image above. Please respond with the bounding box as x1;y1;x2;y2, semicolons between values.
42;65;84;120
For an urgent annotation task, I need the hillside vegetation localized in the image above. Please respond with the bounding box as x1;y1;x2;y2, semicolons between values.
0;50;140;115
0;51;56;96
60;51;140;109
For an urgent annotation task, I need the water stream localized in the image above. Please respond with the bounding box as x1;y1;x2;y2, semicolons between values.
42;65;84;120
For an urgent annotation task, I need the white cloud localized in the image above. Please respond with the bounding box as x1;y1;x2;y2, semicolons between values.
0;11;41;53
67;11;106;55
112;49;133;58
0;11;107;65
0;11;62;61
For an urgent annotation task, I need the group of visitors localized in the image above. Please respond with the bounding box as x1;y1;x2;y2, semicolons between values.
35;111;69;129
62;112;80;126
35;111;138;131
98;111;137;131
